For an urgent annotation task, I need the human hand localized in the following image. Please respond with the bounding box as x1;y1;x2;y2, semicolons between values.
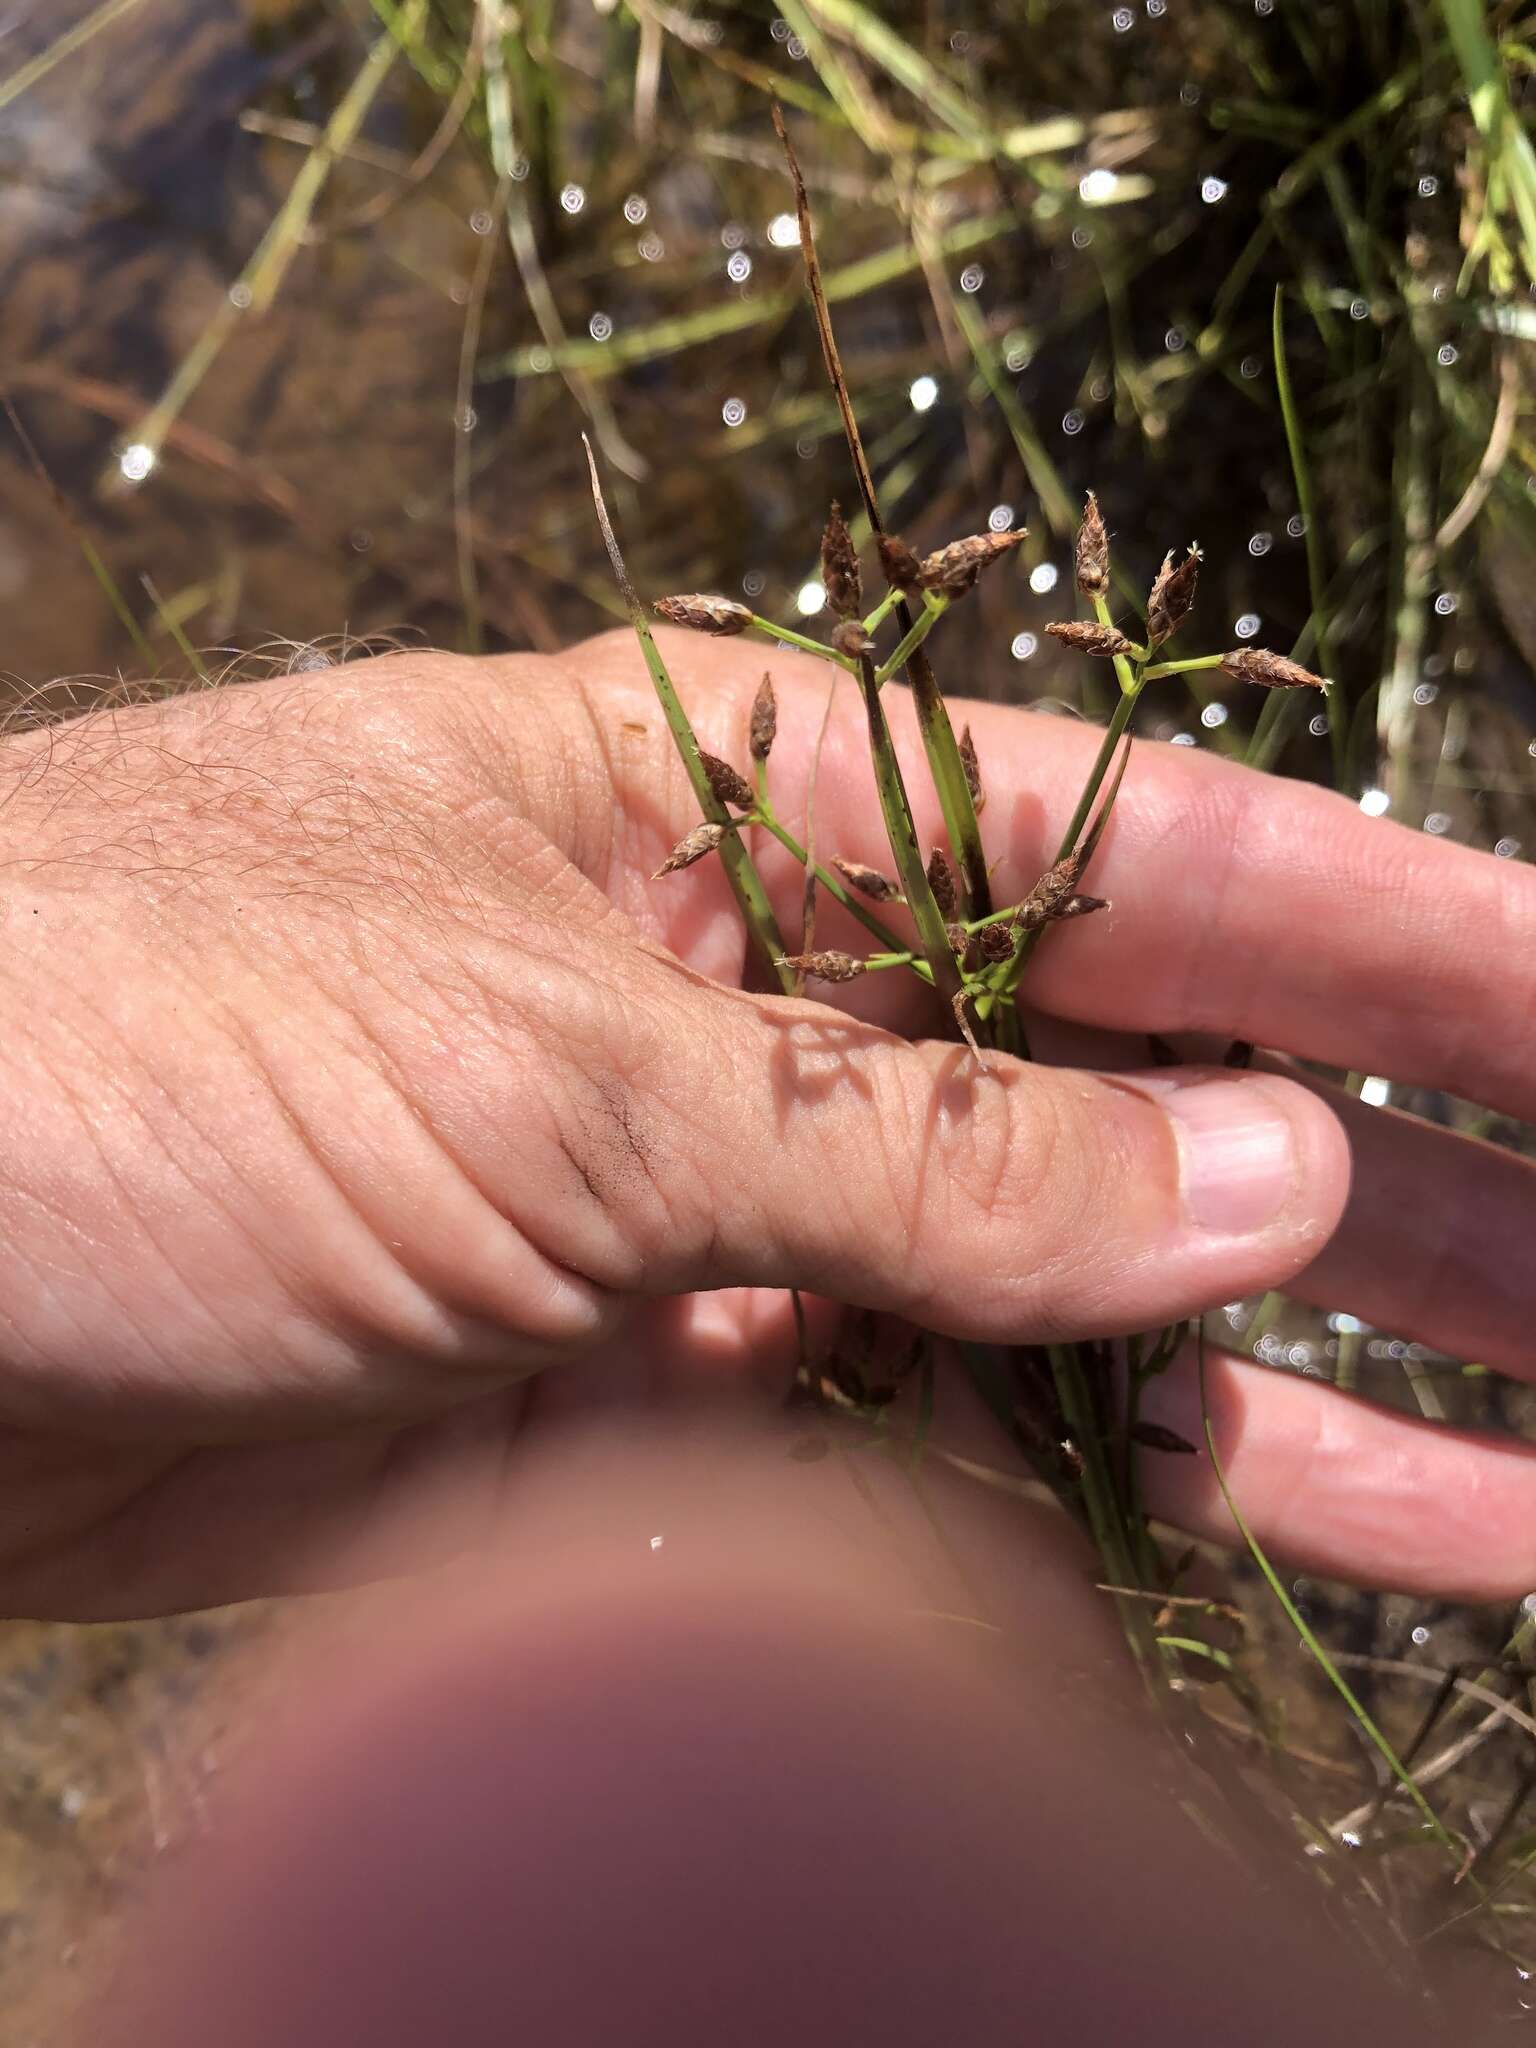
0;629;1528;1614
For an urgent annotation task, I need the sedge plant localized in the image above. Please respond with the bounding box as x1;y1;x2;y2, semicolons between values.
586;124;1338;1688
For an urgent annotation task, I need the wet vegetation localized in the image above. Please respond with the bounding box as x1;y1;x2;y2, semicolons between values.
2;0;1536;2031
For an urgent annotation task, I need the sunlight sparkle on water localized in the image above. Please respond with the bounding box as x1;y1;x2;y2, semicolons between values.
909;375;939;412
1359;1075;1390;1106
1358;789;1390;817
1028;563;1059;595
1079;168;1120;204
796;580;826;617
119;443;156;483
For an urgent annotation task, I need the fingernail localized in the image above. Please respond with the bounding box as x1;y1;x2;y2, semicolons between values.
1163;1081;1299;1236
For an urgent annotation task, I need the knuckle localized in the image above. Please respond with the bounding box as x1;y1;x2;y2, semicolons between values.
524;970;708;1289
892;1049;1106;1329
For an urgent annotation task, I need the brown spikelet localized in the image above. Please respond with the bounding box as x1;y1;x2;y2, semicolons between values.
1219;646;1328;692
653;593;753;636
830;856;901;903
926;846;959;920
830;618;875;659
919;528;1025;599
946;922;971;960
778;949;867;983
1045;620;1137;659
1130;1420;1198;1456
958;724;984;813
653;820;728;878
1012;852;1095;933
1075;491;1110;598
976;920;1015;963
1028;850;1085;917
876;533;924;594
820;502;863;619
749;673;777;761
1145;545;1202;647
698;750;755;809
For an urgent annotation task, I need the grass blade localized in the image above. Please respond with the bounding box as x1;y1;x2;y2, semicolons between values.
0;0;147;113
1196;1322;1463;1861
584;438;794;995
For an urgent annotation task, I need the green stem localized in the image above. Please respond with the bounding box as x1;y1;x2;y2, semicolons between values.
140;575;209;683
1274;287;1348;789
1196;1327;1462;1859
1050;1344;1155;1681
874;592;948;687
1093;594;1142;696
997;681;1142;999
905;639;992;922
861;586;903;635
1141;653;1225;681
585;440;793;994
751;807;925;968
748;615;856;669
854;655;965;1011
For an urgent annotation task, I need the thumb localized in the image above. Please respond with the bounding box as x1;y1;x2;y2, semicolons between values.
537;967;1351;1344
